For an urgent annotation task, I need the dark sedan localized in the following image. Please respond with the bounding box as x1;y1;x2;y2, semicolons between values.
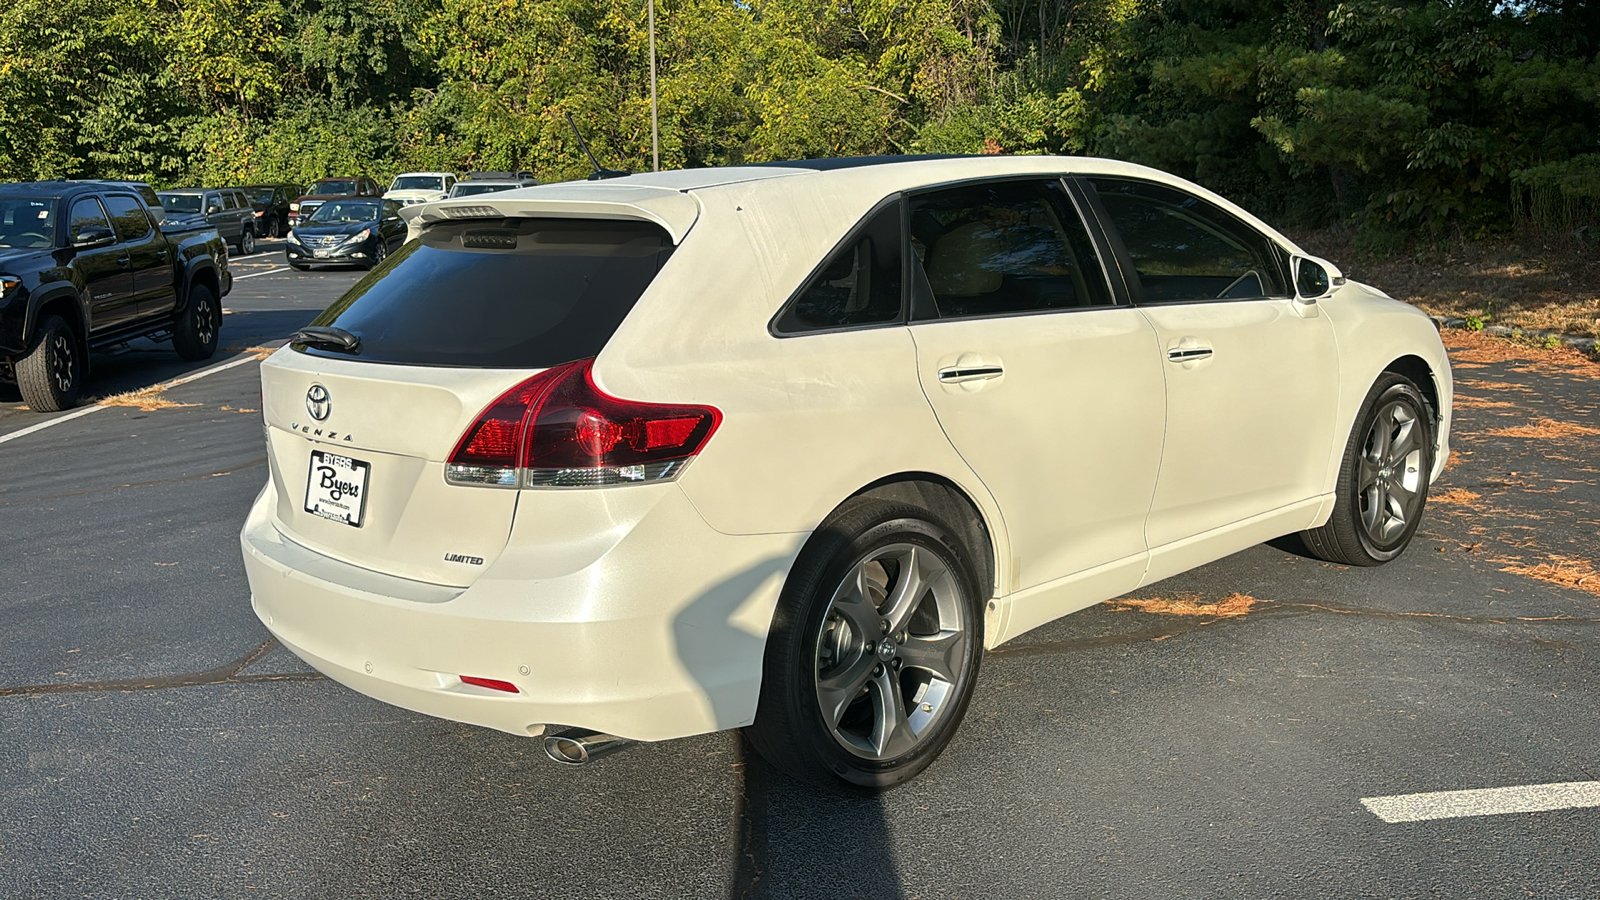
285;198;406;270
244;184;299;239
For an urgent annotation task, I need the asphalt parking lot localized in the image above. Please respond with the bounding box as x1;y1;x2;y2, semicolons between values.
1;255;1596;898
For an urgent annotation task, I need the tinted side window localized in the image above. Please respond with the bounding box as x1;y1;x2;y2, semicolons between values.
102;195;152;241
774;200;903;334
908;179;1112;320
1089;178;1288;303
68;198;112;240
302;218;674;368
206;193;222;213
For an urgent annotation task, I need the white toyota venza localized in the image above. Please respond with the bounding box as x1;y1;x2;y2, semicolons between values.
242;156;1452;789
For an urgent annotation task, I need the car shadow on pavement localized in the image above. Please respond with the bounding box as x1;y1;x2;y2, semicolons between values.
729;735;906;900
670;546;907;899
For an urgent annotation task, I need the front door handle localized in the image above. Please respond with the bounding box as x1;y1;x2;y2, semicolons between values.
116;256;131;267
1166;347;1213;362
938;365;1005;384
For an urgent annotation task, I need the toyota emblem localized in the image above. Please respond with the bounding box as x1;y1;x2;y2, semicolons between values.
306;384;331;421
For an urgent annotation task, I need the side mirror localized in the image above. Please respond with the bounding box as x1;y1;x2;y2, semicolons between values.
1293;255;1345;300
73;226;116;248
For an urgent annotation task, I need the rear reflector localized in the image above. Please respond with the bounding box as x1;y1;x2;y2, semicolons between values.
446;359;721;489
460;676;520;693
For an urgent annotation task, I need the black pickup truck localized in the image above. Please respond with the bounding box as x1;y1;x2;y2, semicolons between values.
0;181;233;411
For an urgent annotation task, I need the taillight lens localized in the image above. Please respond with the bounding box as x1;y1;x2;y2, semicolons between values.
446;360;721;489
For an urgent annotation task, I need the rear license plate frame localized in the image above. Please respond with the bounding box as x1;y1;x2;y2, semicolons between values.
304;450;371;527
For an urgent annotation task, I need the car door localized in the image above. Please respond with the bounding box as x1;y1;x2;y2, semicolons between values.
65;196;140;330
224;190;250;235
906;178;1166;639
204;192;235;242
1080;176;1340;582
101;194;176;320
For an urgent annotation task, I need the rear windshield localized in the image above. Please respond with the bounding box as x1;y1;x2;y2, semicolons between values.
299;218;675;368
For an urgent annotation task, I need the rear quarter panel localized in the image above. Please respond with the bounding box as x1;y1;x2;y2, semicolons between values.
594;178;1016;595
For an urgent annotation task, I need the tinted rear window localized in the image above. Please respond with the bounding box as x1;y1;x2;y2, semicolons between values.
299;218;674;368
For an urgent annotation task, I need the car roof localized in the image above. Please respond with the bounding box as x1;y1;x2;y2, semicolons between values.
392;172;454;178
0;181;144;200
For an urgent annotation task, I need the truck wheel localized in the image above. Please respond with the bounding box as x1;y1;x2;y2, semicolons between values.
172;283;220;361
16;316;84;412
746;498;985;791
238;228;256;256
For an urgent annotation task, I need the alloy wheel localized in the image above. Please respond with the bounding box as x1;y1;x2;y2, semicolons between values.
49;332;75;394
1357;399;1424;545
813;543;970;760
193;294;215;347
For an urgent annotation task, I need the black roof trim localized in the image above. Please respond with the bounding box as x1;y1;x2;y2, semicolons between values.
740;154;978;171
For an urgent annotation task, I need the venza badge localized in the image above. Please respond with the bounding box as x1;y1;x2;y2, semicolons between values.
306;383;331;421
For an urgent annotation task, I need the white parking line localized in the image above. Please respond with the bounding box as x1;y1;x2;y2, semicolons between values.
1362;781;1600;823
235;267;289;280
0;353;262;447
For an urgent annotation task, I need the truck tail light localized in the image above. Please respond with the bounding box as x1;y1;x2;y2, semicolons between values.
446;360;720;489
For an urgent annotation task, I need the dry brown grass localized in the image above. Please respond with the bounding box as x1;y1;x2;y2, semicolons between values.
1444;331;1600;377
1501;556;1600;597
1111;592;1265;618
1431;488;1485;507
97;386;199;411
1452;395;1516;409
1291;230;1600;339
1484;418;1600;439
221;345;276;360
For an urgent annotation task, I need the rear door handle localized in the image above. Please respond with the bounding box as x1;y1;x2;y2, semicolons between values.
116;256;131;267
938;365;1005;384
1166;347;1213;362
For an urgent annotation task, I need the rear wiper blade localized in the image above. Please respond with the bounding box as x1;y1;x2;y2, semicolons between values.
292;326;362;354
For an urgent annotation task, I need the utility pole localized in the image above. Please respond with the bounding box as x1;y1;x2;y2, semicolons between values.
649;0;659;172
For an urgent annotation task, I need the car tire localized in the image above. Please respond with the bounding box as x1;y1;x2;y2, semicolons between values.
16;315;84;412
238;228;256;256
746;498;985;792
1300;373;1435;566
268;217;281;239
172;283;220;362
366;240;387;270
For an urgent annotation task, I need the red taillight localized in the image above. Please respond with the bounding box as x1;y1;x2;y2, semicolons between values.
460;676;519;693
446;359;721;488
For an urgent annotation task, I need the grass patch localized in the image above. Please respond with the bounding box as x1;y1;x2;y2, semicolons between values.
1484;418;1600;439
1111;592;1264;618
97;385;200;411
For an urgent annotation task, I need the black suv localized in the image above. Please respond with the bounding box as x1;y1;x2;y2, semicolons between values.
0;182;232;411
244;184;298;239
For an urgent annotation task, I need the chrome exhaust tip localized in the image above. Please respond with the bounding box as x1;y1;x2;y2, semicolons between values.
543;729;633;766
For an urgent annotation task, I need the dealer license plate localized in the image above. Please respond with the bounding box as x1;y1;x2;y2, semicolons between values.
305;450;370;527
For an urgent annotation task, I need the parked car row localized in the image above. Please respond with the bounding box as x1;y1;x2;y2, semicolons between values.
1;180;231;410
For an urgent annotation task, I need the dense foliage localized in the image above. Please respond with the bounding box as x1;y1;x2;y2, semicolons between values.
1;0;1595;240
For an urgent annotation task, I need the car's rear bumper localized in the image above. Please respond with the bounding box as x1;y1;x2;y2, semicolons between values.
241;482;803;742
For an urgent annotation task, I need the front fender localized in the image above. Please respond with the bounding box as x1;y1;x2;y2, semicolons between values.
1320;282;1454;489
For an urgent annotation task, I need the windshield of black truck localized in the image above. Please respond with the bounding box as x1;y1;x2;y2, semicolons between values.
0;198;55;248
299;218;674;368
159;194;203;214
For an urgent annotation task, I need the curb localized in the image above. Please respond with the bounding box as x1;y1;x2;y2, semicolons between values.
1428;315;1599;354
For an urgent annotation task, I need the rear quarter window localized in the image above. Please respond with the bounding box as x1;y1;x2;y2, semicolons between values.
299;218;675;368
